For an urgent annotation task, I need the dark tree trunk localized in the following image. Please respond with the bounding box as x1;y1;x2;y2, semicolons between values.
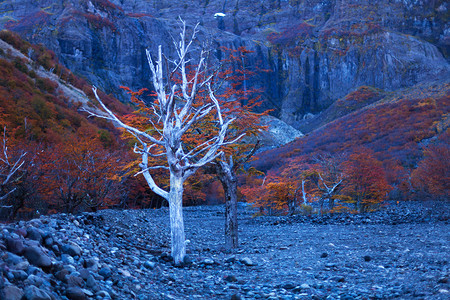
216;160;239;250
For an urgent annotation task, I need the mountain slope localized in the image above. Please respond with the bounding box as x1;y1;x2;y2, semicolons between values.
255;79;450;178
0;0;448;127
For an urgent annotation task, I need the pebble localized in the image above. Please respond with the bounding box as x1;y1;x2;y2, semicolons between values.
240;257;254;266
0;201;447;300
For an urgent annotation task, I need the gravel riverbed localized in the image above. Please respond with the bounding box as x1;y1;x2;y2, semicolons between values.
1;201;449;300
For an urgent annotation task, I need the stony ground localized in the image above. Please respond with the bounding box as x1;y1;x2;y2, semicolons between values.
1;201;449;300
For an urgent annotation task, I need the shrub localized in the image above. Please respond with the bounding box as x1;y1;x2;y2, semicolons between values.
36;77;58;93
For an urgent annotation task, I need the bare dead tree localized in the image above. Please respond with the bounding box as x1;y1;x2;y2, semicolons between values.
313;152;346;214
0;128;26;205
82;19;240;265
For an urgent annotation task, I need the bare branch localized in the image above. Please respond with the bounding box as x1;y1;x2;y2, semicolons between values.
134;165;169;177
85;87;164;146
0;188;16;201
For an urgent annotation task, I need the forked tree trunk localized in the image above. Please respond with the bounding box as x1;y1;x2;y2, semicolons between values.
169;175;186;266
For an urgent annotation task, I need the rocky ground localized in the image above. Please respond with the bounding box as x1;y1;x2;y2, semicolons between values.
1;201;449;300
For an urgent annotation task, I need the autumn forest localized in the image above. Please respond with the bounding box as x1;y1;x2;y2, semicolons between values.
0;28;447;223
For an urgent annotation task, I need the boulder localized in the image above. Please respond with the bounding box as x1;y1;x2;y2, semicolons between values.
23;246;52;269
66;287;86;300
62;242;82;257
6;238;25;255
26;227;42;243
23;286;51;300
1;285;24;300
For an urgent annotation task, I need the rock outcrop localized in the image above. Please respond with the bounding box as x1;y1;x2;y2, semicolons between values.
0;0;448;128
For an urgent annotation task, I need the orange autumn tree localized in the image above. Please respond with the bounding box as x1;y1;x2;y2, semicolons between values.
241;157;315;216
207;46;269;249
118;86;215;208
83;20;238;266
411;130;449;200
41;127;125;213
241;172;285;215
124;45;268;248
342;148;392;212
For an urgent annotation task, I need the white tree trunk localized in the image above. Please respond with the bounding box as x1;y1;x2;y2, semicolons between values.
302;179;307;205
169;175;186;266
83;20;239;266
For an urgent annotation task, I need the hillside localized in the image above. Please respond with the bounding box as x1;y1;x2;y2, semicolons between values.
0;31;142;220
253;79;449;205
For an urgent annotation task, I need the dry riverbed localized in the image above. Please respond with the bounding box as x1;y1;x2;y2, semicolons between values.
1;201;449;300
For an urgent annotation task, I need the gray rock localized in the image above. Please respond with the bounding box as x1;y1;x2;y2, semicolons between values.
26;227;42;243
4;252;24;265
67;275;84;287
282;283;296;289
300;283;310;289
98;267;112;279
84;258;99;271
62;242;82;257
240;257;255;266
24;274;44;287
86;274;97;289
224;256;236;263
14;261;29;271
66;286;86;300
183;255;193;266
55;269;69;282
23;285;51;300
224;274;238;282
43;237;53;248
1;285;24;300
79;268;91;280
61;254;75;264
6;238;25;255
12;269;28;281
96;290;111;299
23;246;52;268
203;258;215;265
143;261;156;269
230;294;242;300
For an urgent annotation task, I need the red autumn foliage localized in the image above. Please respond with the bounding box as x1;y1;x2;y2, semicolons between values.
268;22;314;46
411;130;450;200
126;13;153;18
341;148;392;212
256;83;449;179
268;22;314;55
39;127;127;214
0;31;139;219
79;12;117;32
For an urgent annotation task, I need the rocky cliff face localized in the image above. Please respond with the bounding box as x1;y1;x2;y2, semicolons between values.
0;0;448;128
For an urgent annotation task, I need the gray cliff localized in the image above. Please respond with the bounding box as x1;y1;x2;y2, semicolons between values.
0;0;448;128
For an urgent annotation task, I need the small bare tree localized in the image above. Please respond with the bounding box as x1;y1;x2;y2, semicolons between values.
0;128;26;205
313;153;345;214
83;20;239;265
